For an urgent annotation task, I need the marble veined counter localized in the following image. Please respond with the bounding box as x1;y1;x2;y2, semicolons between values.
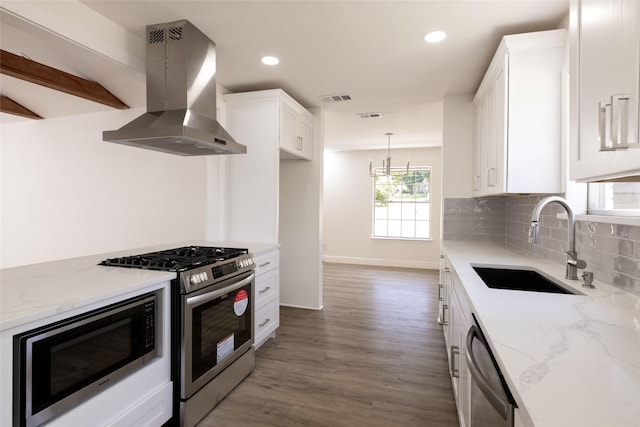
0;240;279;332
442;240;640;427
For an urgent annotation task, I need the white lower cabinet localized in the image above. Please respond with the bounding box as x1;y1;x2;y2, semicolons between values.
438;255;452;348
441;253;472;427
253;248;280;349
451;272;472;427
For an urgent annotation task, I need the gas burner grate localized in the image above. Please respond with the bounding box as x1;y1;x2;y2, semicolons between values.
99;246;248;272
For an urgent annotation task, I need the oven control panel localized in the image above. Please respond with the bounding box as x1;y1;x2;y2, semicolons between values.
180;253;255;293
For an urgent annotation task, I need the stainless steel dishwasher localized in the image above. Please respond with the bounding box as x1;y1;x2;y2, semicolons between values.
466;316;516;427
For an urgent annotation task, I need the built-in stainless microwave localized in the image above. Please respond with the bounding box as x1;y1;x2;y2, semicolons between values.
13;290;162;427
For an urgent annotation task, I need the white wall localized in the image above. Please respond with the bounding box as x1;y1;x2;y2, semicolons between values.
442;95;474;199
1;108;209;267
323;147;442;270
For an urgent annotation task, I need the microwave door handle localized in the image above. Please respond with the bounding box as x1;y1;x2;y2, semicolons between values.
465;325;510;419
186;273;255;308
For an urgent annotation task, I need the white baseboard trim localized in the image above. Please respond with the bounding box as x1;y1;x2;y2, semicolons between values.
280;303;324;310
322;255;439;270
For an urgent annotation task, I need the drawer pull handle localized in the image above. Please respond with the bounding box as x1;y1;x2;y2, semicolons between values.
450;346;460;378
611;95;627;149
438;284;444;302
487;167;496;186
259;318;271;327
437;304;449;326
259;261;271;268
259;286;271;294
599;100;613;151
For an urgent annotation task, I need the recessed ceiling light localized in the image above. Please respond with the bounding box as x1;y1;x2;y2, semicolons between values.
260;56;280;65
424;31;447;43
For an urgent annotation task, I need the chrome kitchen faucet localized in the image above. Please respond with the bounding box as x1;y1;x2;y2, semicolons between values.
529;196;587;280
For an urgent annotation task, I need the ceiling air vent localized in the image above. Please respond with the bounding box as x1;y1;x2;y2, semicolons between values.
320;94;352;103
358;112;382;119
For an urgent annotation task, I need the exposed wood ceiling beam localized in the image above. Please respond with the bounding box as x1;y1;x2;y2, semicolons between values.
0;49;129;110
0;95;43;119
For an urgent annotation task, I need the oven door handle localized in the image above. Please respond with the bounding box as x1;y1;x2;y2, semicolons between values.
186;273;255;308
465;325;511;420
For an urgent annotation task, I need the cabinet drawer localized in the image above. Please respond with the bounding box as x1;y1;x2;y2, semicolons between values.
254;300;279;345
255;268;278;308
254;251;278;275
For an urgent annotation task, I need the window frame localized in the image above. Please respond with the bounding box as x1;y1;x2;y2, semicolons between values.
371;166;431;241
587;182;640;217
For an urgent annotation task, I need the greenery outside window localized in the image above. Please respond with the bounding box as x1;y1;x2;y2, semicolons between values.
588;182;640;216
373;167;431;239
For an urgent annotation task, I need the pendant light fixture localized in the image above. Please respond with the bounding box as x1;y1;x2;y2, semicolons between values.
369;133;410;177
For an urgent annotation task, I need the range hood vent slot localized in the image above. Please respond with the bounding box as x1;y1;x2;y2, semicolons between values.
148;29;165;44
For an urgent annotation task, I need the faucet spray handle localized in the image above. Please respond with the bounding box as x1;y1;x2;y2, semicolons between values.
528;222;540;244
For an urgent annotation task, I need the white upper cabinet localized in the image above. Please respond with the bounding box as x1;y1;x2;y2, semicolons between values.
225;89;313;162
473;29;566;196
281;102;313;160
570;0;640;181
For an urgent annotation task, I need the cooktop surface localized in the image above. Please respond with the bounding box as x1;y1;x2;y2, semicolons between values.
99;246;248;272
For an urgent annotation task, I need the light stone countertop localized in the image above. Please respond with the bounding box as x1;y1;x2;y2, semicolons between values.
0;240;279;332
442;240;640;427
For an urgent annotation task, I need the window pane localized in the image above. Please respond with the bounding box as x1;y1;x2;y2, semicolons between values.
387;220;402;237
588;182;640;215
375;204;388;219
401;221;415;238
386;202;401;220
401;204;415;220
416;221;430;239
374;219;387;236
416;203;430;220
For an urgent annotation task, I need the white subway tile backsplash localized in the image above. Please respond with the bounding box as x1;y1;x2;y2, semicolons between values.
444;196;640;295
443;198;506;241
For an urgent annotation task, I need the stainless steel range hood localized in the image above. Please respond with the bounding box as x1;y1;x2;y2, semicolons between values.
103;20;246;156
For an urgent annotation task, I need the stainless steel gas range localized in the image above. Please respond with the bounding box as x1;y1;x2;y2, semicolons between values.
100;246;256;427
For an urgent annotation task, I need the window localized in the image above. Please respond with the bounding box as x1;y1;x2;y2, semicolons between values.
588;182;640;216
372;167;431;239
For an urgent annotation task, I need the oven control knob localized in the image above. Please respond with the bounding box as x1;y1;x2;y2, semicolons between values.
190;275;198;285
199;272;207;281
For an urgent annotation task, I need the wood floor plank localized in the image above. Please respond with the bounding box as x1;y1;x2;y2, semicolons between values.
197;263;459;427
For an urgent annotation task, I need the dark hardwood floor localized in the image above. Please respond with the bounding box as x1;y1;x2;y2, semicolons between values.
198;263;459;427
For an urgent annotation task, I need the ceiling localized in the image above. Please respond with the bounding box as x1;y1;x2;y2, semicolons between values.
0;0;569;151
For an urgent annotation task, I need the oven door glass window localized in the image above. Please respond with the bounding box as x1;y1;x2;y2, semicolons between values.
32;319;137;412
189;282;252;381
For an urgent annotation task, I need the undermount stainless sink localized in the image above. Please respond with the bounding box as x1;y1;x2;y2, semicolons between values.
472;266;581;295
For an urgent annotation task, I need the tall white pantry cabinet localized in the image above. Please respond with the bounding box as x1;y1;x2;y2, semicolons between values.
223;89;314;244
223;89;322;342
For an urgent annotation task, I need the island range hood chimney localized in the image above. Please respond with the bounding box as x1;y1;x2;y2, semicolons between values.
103;20;246;156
